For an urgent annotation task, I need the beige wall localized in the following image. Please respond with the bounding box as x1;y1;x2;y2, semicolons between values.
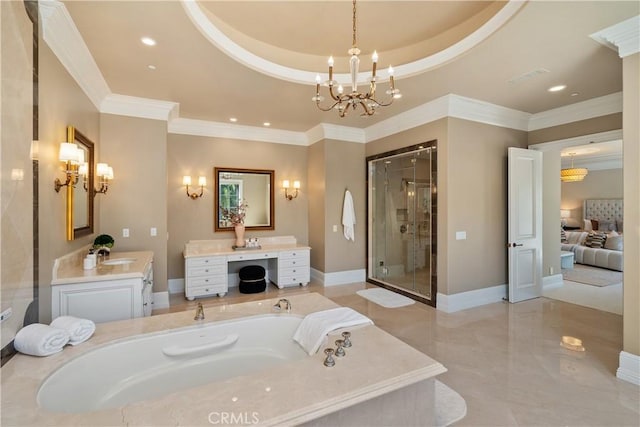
38;37;101;323
1;1;34;346
561;168;623;221
622;52;639;357
323;140;366;273
446;119;528;294
99;115;168;292
166;134;309;281
307;141;326;271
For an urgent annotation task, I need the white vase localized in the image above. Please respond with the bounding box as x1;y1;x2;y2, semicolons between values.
234;224;246;247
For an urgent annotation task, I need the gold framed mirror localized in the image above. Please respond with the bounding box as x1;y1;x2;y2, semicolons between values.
214;167;274;231
66;126;94;240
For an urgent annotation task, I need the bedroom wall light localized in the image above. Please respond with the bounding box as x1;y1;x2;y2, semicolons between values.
283;180;300;200
54;142;82;192
183;175;206;199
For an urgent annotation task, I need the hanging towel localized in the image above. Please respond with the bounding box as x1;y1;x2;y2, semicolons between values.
293;307;373;355
50;316;96;346
342;189;356;241
14;324;70;357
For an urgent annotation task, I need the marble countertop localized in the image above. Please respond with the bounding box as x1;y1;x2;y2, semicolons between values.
184;236;310;258
51;251;154;286
1;293;446;426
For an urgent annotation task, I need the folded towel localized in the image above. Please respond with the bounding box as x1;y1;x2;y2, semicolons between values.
293;307;373;355
50;316;96;346
14;324;70;357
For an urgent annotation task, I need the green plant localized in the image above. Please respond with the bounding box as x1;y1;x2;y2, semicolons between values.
93;234;115;248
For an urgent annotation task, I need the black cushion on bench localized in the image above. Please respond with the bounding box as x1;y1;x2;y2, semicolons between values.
239;265;266;294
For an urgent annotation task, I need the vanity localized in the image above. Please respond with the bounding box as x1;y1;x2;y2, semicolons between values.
51;249;154;323
183;236;310;300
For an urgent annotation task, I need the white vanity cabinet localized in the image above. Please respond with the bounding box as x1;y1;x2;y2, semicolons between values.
269;249;310;288
51;251;154;324
184;256;228;300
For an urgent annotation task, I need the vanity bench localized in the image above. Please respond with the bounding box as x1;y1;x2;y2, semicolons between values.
183;236;310;300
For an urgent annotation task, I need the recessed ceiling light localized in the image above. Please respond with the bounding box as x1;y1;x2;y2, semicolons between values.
263;122;271;127
141;37;156;46
548;85;566;92
147;65;156;70
229;118;237;122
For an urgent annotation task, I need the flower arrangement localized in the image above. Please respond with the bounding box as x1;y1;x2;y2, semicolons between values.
221;200;249;226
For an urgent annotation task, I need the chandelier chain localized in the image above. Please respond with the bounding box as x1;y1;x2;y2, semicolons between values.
352;0;357;48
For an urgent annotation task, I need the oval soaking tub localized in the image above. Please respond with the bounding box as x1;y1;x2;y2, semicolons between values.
38;314;305;413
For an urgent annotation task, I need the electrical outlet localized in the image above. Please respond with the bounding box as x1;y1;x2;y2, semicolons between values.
0;307;12;323
150;227;157;236
332;225;338;232
550;266;554;275
122;228;130;238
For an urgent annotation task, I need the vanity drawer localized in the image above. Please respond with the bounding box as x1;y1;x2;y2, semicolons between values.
277;272;310;286
188;275;226;288
187;264;227;278
278;257;309;269
187;256;226;268
279;250;309;260
227;252;277;262
187;284;227;298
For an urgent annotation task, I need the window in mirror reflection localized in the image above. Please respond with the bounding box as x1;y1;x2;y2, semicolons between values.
218;178;242;226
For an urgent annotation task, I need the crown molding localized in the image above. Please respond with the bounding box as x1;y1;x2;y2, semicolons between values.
307;124;366;145
181;0;525;85
39;0;110;110
566;155;622;171
448;95;531;131
101;94;179;122
168;118;308;146
527;92;622;131
591;15;640;58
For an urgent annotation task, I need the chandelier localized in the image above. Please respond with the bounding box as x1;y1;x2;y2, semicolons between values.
561;154;588;182
312;0;400;117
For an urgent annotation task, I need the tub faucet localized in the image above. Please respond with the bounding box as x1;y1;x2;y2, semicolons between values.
194;302;205;320
273;298;292;313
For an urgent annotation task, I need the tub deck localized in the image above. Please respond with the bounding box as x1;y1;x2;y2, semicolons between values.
1;293;446;426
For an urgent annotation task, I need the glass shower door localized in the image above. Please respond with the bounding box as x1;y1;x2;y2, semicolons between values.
368;143;436;304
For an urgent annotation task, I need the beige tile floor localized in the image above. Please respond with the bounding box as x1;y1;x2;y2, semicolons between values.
155;282;640;426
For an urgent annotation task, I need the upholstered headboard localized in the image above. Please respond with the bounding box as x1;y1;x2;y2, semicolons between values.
584;199;623;222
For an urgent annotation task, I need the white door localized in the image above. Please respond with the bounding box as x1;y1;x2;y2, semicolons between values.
507;147;543;303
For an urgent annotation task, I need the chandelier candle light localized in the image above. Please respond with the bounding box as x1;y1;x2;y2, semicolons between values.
313;0;400;117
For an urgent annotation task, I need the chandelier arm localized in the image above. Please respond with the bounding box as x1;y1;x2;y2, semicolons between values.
369;96;395;107
327;85;342;102
315;99;340;112
358;100;375;116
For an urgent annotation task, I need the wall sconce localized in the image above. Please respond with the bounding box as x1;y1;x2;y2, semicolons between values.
54;142;83;192
77;162;114;196
183;175;206;199
283;180;300;200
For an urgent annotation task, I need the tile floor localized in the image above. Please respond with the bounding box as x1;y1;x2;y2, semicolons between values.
155;282;639;426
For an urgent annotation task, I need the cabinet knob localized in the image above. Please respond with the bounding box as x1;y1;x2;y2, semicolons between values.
143;303;148;306
292;261;296;265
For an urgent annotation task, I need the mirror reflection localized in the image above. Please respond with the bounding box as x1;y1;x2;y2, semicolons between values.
68;126;94;239
214;167;274;231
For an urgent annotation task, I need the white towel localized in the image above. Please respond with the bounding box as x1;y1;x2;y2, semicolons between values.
50;316;96;346
342;190;356;242
14;324;70;357
293;307;373;355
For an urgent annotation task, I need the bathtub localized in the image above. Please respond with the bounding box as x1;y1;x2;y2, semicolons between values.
37;314;306;413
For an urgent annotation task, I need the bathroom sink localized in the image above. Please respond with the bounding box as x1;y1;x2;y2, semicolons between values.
102;258;136;266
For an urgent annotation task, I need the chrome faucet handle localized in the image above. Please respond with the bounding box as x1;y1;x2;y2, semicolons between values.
194;302;205;321
341;331;352;348
335;339;346;357
323;348;336;367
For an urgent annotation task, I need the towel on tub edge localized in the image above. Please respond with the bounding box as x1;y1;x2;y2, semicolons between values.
50;316;96;345
293;307;373;355
14;324;70;357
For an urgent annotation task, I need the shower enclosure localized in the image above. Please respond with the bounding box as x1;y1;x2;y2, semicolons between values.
367;142;437;305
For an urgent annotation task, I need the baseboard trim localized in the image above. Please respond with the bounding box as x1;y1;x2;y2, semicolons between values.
617;351;640;386
311;268;366;286
152;291;170;310
168;278;185;294
543;273;564;289
437;284;506;313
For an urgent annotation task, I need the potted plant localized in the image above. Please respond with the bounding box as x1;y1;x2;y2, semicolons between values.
220;200;248;247
93;234;114;255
